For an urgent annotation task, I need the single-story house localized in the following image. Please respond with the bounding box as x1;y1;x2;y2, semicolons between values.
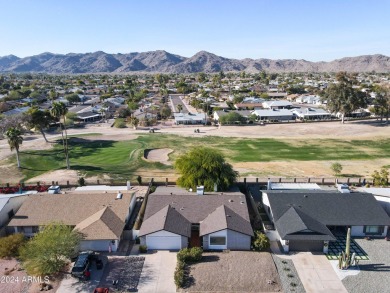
0;194;28;235
3;106;31;116
252;109;294;121
234;102;263;110
295;95;322;104
262;191;390;253
139;187;254;251
8;192;136;252
174;112;205;125
263;100;292;109
291;107;332;120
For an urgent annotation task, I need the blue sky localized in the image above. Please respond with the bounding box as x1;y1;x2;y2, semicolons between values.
1;0;389;61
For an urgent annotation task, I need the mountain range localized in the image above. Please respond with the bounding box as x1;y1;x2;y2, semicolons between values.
0;50;389;74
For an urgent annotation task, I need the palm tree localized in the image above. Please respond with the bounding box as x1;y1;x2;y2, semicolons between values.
4;127;23;168
177;104;183;113
50;102;70;169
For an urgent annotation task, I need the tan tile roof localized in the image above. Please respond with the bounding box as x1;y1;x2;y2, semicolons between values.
74;207;125;240
8;193;133;239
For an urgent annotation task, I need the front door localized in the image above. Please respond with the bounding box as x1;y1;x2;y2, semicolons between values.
189;230;201;247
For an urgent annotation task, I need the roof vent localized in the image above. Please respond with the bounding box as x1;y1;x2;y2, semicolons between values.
240;201;244;204
180;207;184;211
304;195;308;198
196;186;205;195
228;199;234;203
116;192;123;199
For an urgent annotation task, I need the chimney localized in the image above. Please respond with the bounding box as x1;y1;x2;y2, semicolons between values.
267;179;272;190
196;186;205;195
116;192;123;200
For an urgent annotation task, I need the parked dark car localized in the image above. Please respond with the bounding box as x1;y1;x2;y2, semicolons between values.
71;251;95;278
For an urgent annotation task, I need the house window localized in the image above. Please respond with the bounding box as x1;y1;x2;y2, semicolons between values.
364;226;383;235
210;236;226;245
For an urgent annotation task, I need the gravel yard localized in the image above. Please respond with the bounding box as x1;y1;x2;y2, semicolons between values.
342;238;390;293
181;251;282;292
99;256;145;292
272;255;305;293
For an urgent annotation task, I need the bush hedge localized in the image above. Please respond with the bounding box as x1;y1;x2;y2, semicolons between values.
174;260;185;288
174;247;203;288
177;247;203;263
0;234;25;258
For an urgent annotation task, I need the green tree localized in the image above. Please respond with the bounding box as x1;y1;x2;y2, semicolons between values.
177;104;183;113
160;105;172;119
372;167;389;186
19;223;82;276
252;231;270;251
65;93;81;105
0;233;25;258
50;102;70;169
322;72;368;123
27;107;52;142
197;72;207;83
127;100;139;117
175;147;238;191
373;86;390;122
331;162;343;176
4;127;23;168
219;112;245;125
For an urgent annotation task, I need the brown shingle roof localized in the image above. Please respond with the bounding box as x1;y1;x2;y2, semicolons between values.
144;193;250;223
200;205;254;236
139;205;191;237
74;207;125;240
8;193;132;233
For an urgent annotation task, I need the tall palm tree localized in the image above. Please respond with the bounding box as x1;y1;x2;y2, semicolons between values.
50;102;70;169
4;127;23;168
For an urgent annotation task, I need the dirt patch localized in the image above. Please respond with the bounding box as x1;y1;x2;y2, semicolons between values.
26;170;79;184
0;163;24;184
233;158;390;178
181;251;282;292
144;148;173;165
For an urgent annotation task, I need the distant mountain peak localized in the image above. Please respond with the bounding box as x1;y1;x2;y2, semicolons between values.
0;50;389;73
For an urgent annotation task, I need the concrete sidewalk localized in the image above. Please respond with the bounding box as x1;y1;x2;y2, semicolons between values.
137;251;177;293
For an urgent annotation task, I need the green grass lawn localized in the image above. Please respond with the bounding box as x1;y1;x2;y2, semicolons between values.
8;134;390;181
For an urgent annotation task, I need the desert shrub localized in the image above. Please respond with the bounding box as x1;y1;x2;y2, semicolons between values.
174;260;185;288
114;118;126;128
177;247;203;263
0;234;25;258
78;177;85;187
139;245;147;253
252;230;270;251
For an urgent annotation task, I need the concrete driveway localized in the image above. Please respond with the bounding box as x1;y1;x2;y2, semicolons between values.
292;252;348;293
137;251;177;293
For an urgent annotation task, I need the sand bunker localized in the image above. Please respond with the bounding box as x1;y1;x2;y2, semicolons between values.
144;148;173;165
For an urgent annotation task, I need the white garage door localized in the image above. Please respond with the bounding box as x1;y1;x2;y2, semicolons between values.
146;236;181;250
